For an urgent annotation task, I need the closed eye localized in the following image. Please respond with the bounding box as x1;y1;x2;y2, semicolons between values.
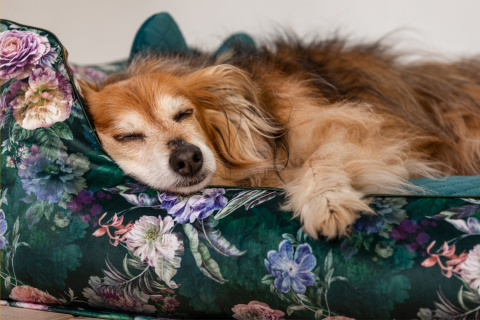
174;109;194;122
114;133;144;142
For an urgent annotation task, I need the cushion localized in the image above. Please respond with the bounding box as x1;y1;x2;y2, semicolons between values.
1;14;480;320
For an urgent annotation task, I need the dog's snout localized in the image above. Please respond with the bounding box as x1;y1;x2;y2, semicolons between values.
167;138;186;149
169;143;203;176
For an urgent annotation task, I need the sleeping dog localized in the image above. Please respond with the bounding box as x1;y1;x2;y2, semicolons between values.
80;37;480;238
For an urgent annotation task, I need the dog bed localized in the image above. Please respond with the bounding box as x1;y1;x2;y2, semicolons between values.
1;14;480;320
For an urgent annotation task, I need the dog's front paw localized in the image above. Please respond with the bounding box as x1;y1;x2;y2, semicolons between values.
284;188;373;239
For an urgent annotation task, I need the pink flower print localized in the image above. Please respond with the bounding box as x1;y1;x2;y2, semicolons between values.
421;241;467;278
92;213;133;246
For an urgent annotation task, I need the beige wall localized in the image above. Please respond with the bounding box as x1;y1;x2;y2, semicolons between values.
3;0;480;65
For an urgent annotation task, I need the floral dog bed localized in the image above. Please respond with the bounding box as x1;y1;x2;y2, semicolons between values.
2;14;480;320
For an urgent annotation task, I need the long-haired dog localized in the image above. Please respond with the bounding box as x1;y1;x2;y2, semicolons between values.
80;37;480;239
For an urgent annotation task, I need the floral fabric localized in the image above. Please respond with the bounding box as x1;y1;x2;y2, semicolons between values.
2;20;480;320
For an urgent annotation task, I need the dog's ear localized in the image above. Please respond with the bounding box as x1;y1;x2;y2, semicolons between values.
77;79;103;122
78;79;99;100
184;64;259;108
184;64;284;182
78;72;129;98
102;72;129;86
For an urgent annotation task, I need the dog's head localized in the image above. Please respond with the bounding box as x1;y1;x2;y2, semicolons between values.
80;61;282;194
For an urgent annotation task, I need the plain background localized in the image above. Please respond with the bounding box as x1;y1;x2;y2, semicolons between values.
3;0;480;65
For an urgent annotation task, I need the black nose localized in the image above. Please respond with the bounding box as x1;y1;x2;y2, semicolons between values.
169;143;203;176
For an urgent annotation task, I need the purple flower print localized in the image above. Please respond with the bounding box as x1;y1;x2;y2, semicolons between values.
390;218;434;255
66;199;83;213
353;197;407;234
399;219;420;233
407;243;418;252
159;188;228;224
81;214;91;223
0;210;7;249
38;46;57;68
447;217;480;235
389;219;420;241
67;190;104;223
265;240;316;294
77;189;96;205
389;227;408;241
18;145;89;204
0;30;55;84
416;232;430;245
69;65;107;83
90;203;102;216
67;189;96;213
421;219;430;227
159;193;179;212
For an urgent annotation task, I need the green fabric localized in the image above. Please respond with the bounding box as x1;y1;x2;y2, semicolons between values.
2;17;480;320
130;12;257;60
130;12;188;58
214;33;257;57
411;176;480;196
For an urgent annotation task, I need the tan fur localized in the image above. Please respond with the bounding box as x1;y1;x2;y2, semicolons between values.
80;38;480;239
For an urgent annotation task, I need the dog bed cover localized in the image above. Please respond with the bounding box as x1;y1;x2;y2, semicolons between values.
1;14;480;320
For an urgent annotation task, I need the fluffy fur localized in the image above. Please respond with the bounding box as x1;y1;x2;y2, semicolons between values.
80;37;480;239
